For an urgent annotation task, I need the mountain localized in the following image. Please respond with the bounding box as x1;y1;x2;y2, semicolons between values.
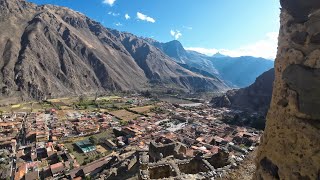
110;31;228;92
145;39;189;64
145;39;219;76
185;50;219;75
0;0;229;100
211;68;274;115
146;39;274;88
209;56;274;87
212;52;228;58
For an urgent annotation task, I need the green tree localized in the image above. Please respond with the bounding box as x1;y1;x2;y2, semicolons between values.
89;136;98;145
120;120;129;126
0;110;3;119
58;156;63;162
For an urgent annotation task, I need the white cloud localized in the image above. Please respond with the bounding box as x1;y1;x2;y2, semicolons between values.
186;32;278;59
170;30;175;36
137;12;155;23
103;0;116;6
170;30;182;40
125;13;130;20
108;11;119;16
183;26;193;30
115;22;123;26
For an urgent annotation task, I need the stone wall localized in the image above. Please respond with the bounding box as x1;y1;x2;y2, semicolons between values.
255;0;320;179
148;164;177;179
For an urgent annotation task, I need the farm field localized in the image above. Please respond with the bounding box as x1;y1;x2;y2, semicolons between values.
129;105;154;114
159;96;194;104
109;109;140;121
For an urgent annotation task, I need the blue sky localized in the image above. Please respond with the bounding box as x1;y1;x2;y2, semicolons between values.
28;0;280;59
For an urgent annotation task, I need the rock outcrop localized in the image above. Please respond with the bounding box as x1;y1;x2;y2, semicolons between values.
211;68;274;115
255;1;320;179
145;39;220;76
0;0;228;100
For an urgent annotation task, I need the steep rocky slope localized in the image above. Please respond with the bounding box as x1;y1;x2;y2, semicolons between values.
0;0;228;100
145;39;189;64
145;39;219;76
255;0;320;179
0;0;148;99
211;68;274;115
111;31;228;92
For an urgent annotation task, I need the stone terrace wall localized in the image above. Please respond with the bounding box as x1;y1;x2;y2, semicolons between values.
255;0;320;179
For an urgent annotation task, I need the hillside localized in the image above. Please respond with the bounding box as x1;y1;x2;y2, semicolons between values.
211;68;274;115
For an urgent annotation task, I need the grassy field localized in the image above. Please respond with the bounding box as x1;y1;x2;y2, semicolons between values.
0;101;54;113
64;142;89;165
97;96;121;101
91;129;115;140
159;96;194;104
109;109;140;121
129;105;154;114
62;129;114;165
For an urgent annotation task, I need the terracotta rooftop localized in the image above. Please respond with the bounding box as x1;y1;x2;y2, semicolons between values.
50;162;65;174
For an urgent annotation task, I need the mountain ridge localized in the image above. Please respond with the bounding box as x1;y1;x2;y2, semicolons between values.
146;38;274;88
0;0;229;100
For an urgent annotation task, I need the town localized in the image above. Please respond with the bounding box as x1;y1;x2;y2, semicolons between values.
0;94;262;180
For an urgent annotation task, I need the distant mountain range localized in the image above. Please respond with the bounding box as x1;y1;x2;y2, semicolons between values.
209;56;274;87
0;0;274;100
0;0;228;100
146;39;274;88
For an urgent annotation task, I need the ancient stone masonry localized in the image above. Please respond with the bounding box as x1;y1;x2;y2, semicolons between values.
255;0;320;179
137;138;233;179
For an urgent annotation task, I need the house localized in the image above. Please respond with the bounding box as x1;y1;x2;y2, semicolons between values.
104;139;117;149
50;162;65;177
24;171;39;180
122;127;141;137
69;157;112;179
14;163;27;180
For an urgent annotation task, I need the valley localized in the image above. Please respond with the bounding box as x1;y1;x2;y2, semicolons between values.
0;0;273;101
2;0;316;179
0;93;264;179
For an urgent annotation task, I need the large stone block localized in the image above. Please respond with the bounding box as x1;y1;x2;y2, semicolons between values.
280;0;320;22
283;64;320;119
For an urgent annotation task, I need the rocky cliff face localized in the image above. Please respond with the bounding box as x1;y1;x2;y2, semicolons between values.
211;68;274;115
0;0;228;100
145;39;219;76
147;39;189;64
255;0;320;179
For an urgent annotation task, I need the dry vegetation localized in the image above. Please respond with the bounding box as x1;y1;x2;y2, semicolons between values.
129;105;154;113
109;109;140;121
